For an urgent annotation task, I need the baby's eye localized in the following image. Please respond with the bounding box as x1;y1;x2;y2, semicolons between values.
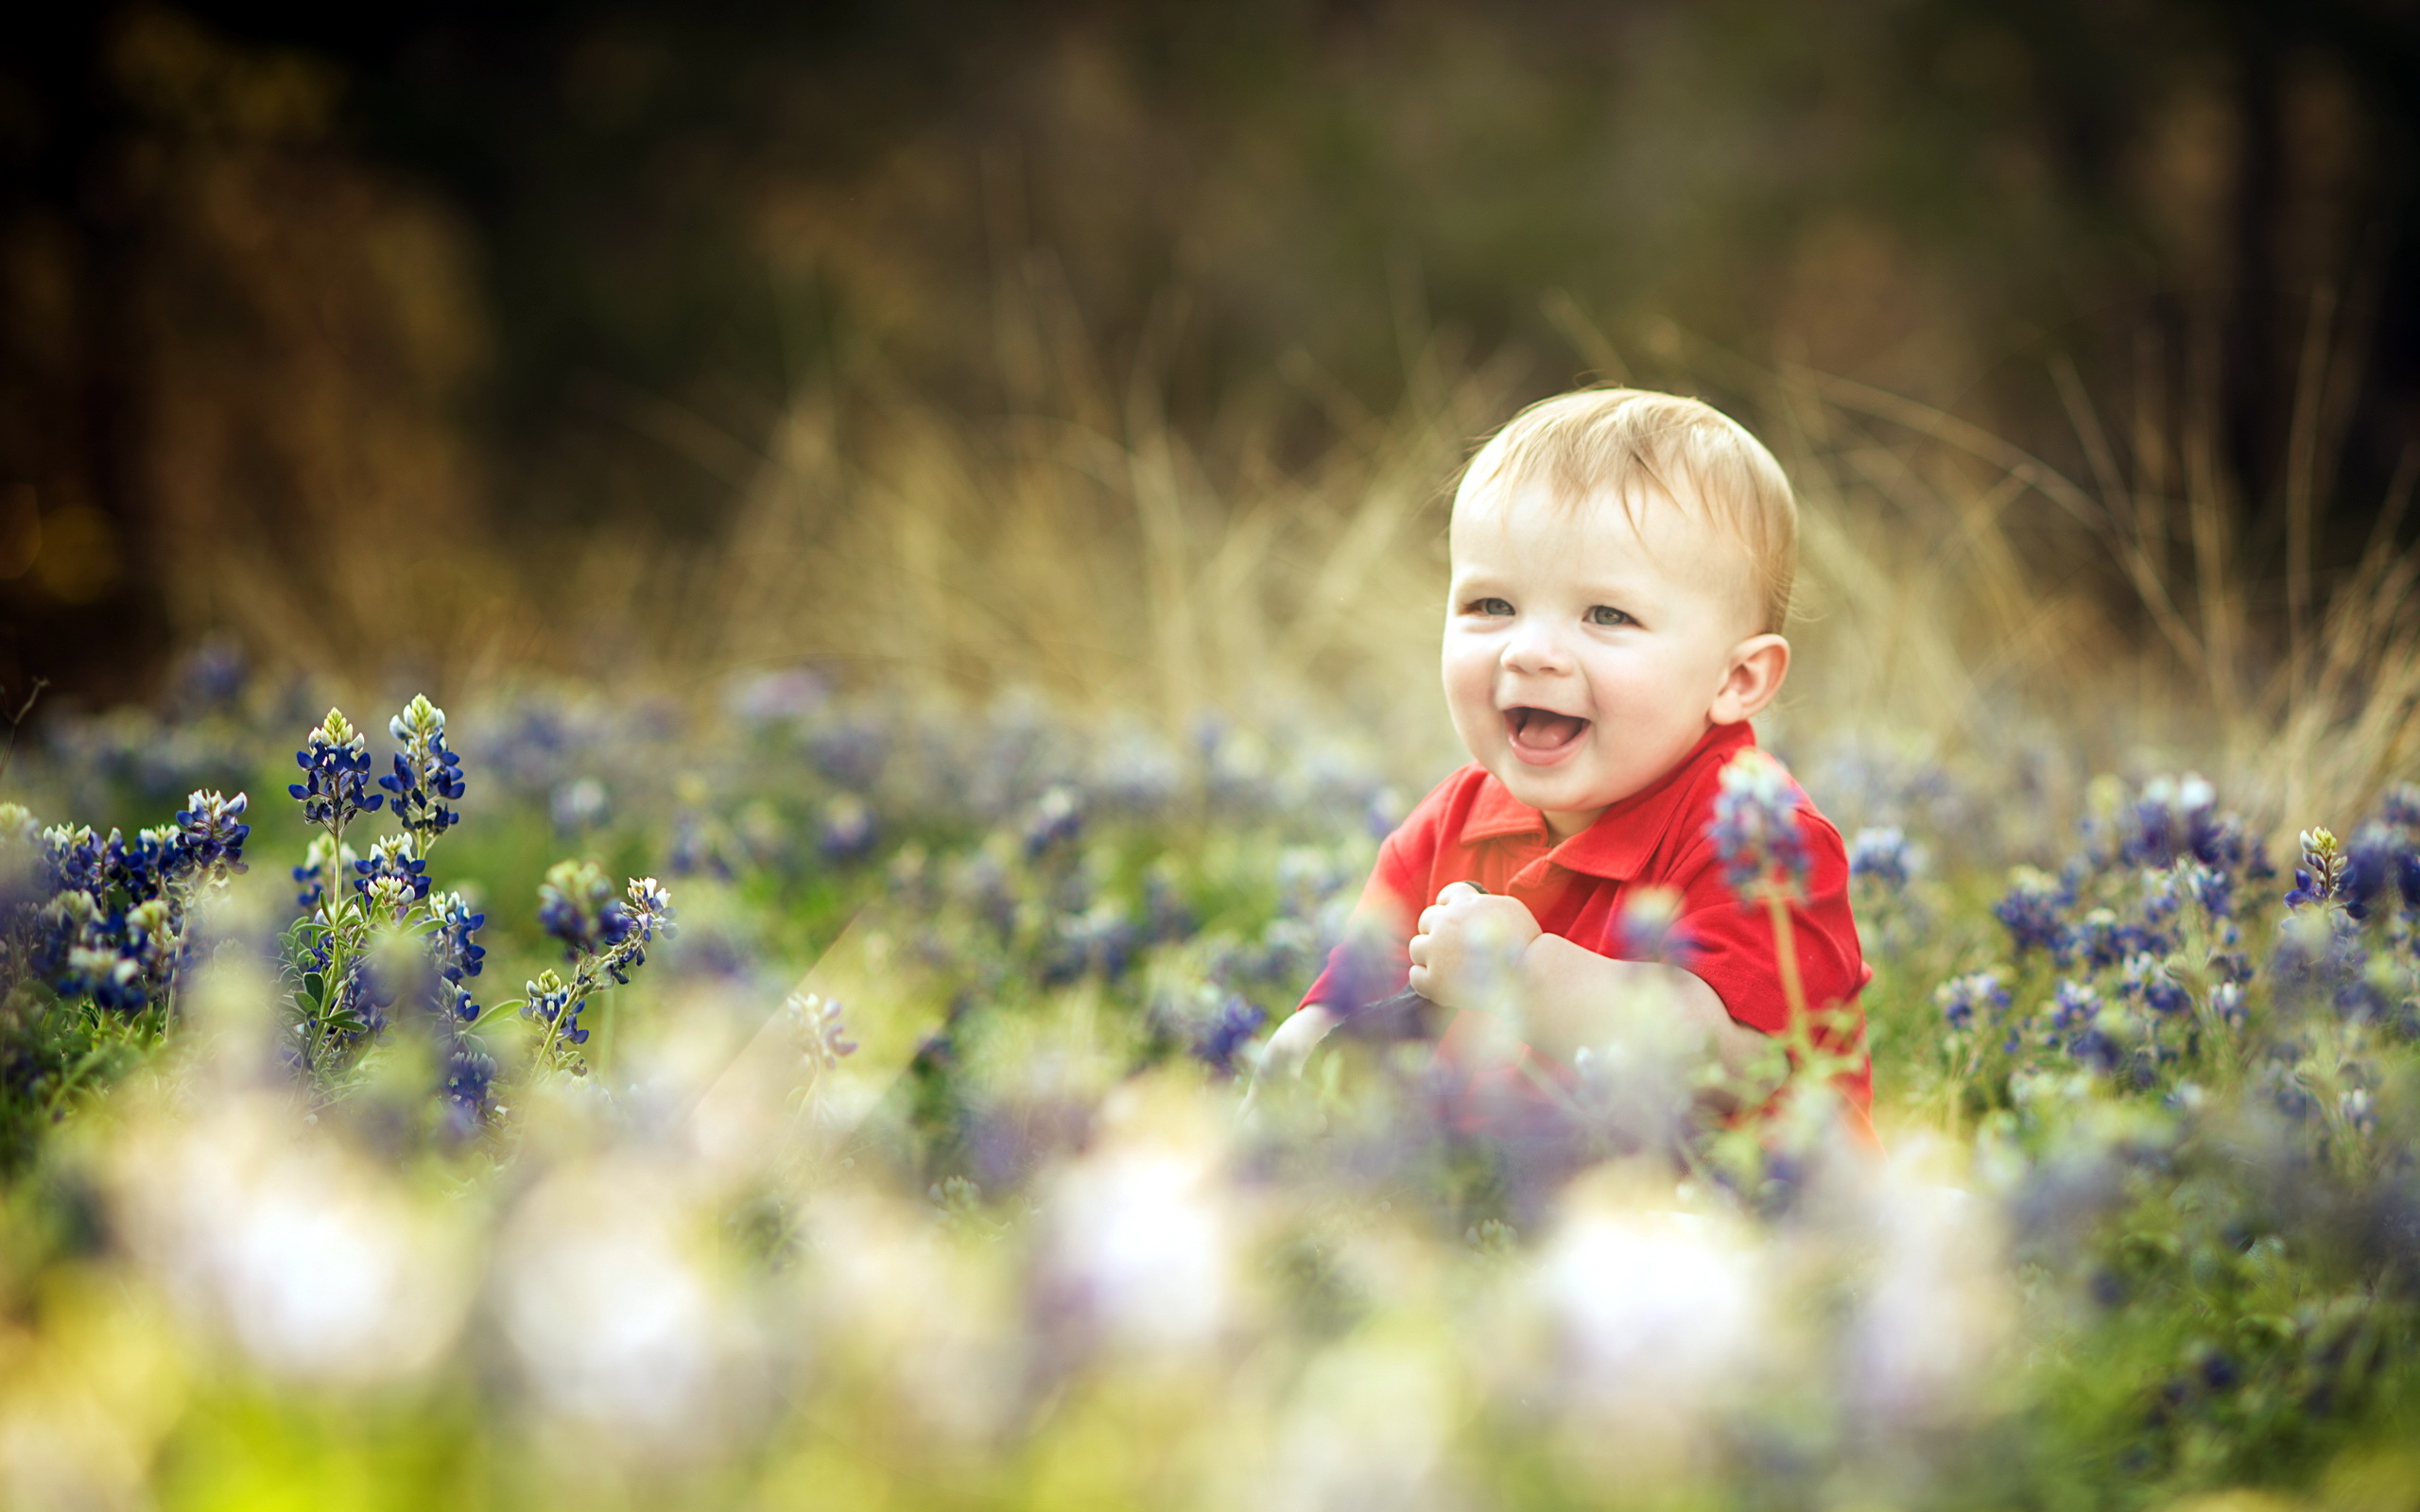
1466;597;1514;618
1586;605;1636;627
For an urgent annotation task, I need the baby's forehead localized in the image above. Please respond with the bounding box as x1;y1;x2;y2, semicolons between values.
1454;478;1762;607
1457;476;1739;561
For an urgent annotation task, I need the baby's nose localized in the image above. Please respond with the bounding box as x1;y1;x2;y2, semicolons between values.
1502;618;1576;673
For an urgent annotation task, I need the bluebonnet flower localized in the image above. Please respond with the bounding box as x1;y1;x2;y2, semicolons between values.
523;969;584;1048
2048;978;2100;1034
379;696;466;843
1996;868;2072;958
289;709;383;830
820;793;877;862
1616;885;1691;964
2339;1087;2377;1136
2209;980;2247;1029
2120;953;2191;1016
1708;748;1808;897
1191;994;1266;1077
1023;784;1085;858
1043;903;1140;985
1143;866;1196;943
39;823;104;897
73;946;147;1014
1933;971;2009;1031
429;891;486;1022
353;837;431;905
1847;826;1914;890
2284;828;2347;910
537;859;628;956
804;717;884;790
2124;775;2217;868
441;1041;497;1131
786;990;858;1075
170;789;250;882
2339;822;2404;921
292;834;358;913
103;826;173;902
605;877;674;984
429;891;486;986
2184;862;2235;919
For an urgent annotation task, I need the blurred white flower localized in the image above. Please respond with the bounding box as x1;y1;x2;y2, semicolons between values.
114;1102;470;1387
1037;1105;1239;1355
1843;1165;2013;1429
1534;1201;1765;1419
494;1163;763;1450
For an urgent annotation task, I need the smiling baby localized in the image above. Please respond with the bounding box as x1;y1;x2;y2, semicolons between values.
1262;387;1873;1141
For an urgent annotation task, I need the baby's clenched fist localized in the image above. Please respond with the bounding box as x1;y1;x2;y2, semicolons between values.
1406;883;1541;1013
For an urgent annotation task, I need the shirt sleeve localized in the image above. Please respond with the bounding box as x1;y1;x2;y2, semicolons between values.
1666;798;1869;1063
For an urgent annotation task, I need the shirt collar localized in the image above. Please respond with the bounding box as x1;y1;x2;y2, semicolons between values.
1461;721;1757;879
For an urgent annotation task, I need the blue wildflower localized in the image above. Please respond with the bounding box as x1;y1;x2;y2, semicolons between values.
2184;863;2235;919
1616;884;1691;965
1848;826;1914;890
2048;978;2100;1033
605;877;674;984
103;826;173;902
170;790;250;882
379;696;466;843
2209;980;2246;1029
2120;953;2191;1016
1996;868;2072;958
1708;748;1809;897
1191;994;1266;1077
1934;970;2010;1030
429;891;486;987
2284;828;2346;910
523;968;584;1048
441;1040;497;1131
2125;774;2224;868
39;823;104;897
786;990;858;1074
353;836;431;905
536;859;628;956
289;709;383;831
1023;784;1085;858
820;793;877;862
292;834;358;913
2340;1087;2377;1136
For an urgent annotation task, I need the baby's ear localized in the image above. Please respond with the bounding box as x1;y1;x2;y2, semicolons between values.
1710;634;1789;724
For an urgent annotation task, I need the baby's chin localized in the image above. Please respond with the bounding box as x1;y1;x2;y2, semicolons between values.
1483;752;1622;816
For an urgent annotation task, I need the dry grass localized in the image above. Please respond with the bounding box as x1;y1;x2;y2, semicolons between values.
531;280;2420;836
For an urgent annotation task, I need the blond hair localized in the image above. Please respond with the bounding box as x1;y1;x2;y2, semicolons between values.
1455;388;1798;634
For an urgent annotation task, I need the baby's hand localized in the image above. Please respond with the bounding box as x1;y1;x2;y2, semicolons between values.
1407;883;1540;1014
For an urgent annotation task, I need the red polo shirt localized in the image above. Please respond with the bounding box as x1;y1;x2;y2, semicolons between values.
1297;720;1873;1127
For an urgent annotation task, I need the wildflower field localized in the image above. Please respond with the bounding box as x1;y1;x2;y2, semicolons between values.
2;333;2419;1512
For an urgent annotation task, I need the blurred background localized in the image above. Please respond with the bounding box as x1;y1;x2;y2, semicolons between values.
3;0;2417;787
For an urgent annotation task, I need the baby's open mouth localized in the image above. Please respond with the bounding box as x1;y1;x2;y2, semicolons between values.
1504;706;1591;754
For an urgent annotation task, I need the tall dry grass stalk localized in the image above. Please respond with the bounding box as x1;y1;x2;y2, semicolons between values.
583;273;2420;833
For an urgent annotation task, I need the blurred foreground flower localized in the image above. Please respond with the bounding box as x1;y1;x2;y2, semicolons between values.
113;1101;471;1386
494;1162;768;1455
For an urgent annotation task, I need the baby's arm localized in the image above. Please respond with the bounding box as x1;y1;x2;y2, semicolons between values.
1517;936;1780;1106
1409;884;1782;1108
1258;1003;1339;1077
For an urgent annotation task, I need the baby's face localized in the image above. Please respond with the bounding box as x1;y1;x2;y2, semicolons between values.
1443;480;1765;841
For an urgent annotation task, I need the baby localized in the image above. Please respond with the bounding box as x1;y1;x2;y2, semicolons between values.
1262;387;1872;1138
